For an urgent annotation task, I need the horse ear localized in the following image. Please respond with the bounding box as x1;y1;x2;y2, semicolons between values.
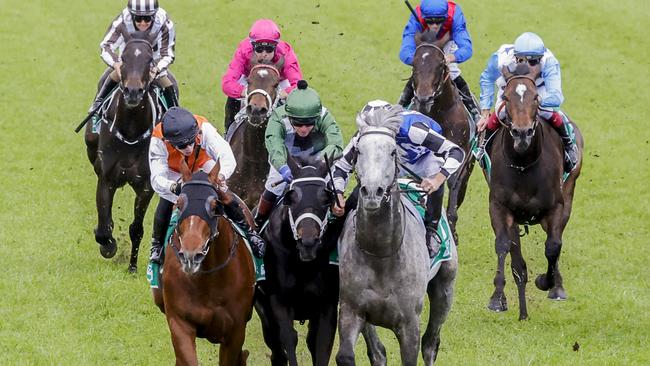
529;63;542;79
414;31;423;46
175;193;187;212
274;56;285;72
208;160;221;186
502;65;514;82
249;56;259;69
286;154;300;176
180;158;192;182
434;32;451;48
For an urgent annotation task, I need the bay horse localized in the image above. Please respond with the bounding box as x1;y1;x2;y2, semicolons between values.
336;107;458;366
411;30;476;243
484;63;583;320
152;160;256;365
254;155;340;366
84;32;161;272
227;58;284;208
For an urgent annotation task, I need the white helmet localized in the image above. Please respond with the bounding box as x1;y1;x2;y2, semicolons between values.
514;32;546;58
128;0;159;17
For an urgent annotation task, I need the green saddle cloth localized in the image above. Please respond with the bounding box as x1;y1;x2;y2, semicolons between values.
147;210;266;289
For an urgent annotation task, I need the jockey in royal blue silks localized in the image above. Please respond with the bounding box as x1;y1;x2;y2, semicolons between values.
397;0;480;120
332;100;465;258
476;32;579;173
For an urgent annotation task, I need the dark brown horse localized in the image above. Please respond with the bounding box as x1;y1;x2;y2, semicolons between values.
84;33;160;272
227;59;284;208
152;160;256;365
411;30;476;243
484;63;583;320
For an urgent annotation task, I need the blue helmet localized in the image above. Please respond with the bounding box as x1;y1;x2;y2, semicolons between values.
162;107;199;147
514;32;546;58
420;0;448;18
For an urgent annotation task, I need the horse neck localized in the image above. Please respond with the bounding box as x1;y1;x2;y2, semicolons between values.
356;189;403;256
434;76;457;112
114;91;153;137
243;121;268;158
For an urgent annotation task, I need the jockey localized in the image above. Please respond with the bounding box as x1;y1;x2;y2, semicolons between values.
148;107;266;263
87;0;178;120
476;32;579;173
221;19;303;132
253;80;344;228
398;0;479;120
332;101;465;258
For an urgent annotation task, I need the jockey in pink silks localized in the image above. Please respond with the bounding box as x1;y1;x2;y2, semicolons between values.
221;19;303;131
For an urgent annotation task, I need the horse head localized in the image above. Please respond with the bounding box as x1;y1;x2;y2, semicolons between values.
173;160;224;274
501;63;542;153
119;32;156;108
245;58;284;127
354;105;402;211
412;30;451;113
282;155;333;262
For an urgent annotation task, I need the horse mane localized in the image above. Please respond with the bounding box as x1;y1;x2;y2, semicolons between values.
356;104;404;136
421;30;438;43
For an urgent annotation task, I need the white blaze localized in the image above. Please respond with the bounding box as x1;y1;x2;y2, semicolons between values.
516;83;527;103
257;69;269;78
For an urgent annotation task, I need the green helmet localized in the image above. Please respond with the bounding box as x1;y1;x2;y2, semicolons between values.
285;80;322;124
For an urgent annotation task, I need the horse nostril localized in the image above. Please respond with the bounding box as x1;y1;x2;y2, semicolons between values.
526;128;535;137
259;107;268;115
360;186;369;197
138;88;144;96
376;187;384;197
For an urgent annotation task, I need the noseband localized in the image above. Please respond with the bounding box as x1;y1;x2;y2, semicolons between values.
287;177;331;241
499;75;540;135
356;129;400;202
413;43;450;104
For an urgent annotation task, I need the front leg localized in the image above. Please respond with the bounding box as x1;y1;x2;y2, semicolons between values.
537;205;567;300
336;301;365;366
167;316;198;366
269;295;298;366
487;200;516;312
306;301;338;366
95;177;118;258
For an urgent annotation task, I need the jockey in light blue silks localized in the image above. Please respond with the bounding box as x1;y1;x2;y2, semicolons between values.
476;32;579;173
398;0;480;120
332;101;465;258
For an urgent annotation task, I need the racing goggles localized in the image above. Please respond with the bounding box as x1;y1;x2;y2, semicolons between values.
253;42;277;54
424;16;446;25
134;15;153;23
516;55;543;66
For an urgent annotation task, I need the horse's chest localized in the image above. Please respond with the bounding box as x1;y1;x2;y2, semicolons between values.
499;189;556;222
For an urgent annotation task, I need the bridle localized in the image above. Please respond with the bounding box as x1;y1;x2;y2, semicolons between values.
286;177;331;241
355;129;400;203
413;43;450;107
245;64;281;126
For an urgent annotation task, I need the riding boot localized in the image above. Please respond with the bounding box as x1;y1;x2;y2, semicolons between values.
150;198;174;264
224;97;242;133
149;238;164;264
424;186;444;258
224;199;266;258
254;193;276;229
549;114;579;173
453;75;481;123
161;86;179;111
397;76;415;108
88;77;119;114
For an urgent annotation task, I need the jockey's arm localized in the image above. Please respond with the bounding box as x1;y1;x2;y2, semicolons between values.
280;45;303;94
449;9;473;64
201;123;236;180
317;109;344;161
264;111;289;170
479;52;501;111
332;134;359;194
149;137;177;197
399;16;422;66
410;123;465;178
154;18;176;72
221;46;248;99
99;14;125;68
540;58;564;108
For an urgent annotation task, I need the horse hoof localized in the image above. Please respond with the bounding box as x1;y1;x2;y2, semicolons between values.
99;239;117;258
548;287;567;300
487;297;508;312
535;274;552;291
128;264;138;274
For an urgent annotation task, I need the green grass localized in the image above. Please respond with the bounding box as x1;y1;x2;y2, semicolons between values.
1;0;649;364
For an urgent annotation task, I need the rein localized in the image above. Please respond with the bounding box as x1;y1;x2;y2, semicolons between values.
105;91;156;145
414;43;450;103
286;177;330;241
168;221;239;275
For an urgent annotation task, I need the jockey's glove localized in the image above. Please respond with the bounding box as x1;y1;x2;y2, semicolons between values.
279;164;294;183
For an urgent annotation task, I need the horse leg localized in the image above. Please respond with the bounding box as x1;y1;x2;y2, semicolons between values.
128;184;154;273
422;250;458;366
487;202;515;312
218;321;248;366
537;206;567;300
393;316;421;366
254;299;287;366
336;302;365;366
509;234;529;320
168;316;198;366
361;325;386;366
95;177;118;259
269;296;298;366
445;157;474;243
306;302;338;366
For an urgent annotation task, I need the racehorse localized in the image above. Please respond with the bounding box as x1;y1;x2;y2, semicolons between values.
84;32;164;272
152;160;256;365
254;155;341;366
227;59;284;208
484;63;583;320
411;30;476;243
336;107;458;366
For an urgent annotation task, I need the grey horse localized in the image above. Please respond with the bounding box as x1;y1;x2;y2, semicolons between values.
335;106;458;366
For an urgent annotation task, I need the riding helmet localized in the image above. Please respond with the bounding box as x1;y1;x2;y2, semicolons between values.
162;107;199;147
128;0;159;17
514;32;546;58
285;80;322;125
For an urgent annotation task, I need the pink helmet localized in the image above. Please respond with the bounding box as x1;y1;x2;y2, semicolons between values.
248;19;281;44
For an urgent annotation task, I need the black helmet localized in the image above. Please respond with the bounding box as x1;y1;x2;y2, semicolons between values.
128;0;159;17
162;107;199;147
